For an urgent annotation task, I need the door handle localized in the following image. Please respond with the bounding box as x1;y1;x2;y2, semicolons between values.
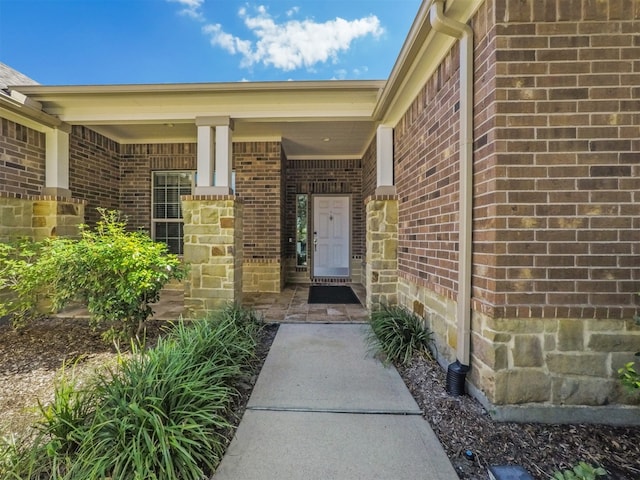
314;232;318;252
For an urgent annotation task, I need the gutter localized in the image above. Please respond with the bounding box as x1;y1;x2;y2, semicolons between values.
0;89;67;131
429;1;474;371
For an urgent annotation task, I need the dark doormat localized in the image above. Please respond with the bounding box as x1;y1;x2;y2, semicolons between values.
308;285;361;304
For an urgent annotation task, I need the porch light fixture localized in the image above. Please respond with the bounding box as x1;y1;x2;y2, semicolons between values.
322;137;330;142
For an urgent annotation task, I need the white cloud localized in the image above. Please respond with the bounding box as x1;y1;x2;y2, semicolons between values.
203;5;383;72
168;0;204;21
202;24;252;56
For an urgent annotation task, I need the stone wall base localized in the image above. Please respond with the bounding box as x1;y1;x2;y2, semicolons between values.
0;195;85;242
397;275;640;421
243;261;281;293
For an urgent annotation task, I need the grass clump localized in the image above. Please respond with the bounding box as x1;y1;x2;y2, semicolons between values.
367;303;434;366
0;304;263;480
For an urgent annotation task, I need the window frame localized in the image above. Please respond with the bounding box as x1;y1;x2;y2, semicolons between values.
151;170;195;255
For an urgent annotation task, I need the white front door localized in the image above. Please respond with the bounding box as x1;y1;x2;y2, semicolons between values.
313;196;350;277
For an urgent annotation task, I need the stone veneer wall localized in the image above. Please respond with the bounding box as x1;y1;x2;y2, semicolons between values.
31;197;85;240
365;196;398;309
284;158;364;283
389;0;640;421
0;196;33;241
182;196;243;315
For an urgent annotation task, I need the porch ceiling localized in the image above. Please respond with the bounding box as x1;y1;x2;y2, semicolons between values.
12;80;385;159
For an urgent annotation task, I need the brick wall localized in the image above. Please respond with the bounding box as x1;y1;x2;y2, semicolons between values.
120;143;196;231
362;139;377;201
392;0;640;416
0;118;45;197
69;126;120;225
284;158;364;262
396;0;640;321
483;0;640;319
395;40;461;303
235;142;283;262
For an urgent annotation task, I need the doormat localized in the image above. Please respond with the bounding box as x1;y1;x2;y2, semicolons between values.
308;285;361;304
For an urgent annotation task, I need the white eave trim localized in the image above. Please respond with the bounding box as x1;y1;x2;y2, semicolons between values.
0;92;69;132
373;0;484;126
13;79;387;96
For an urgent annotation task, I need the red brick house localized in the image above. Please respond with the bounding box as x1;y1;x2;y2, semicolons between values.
1;0;639;424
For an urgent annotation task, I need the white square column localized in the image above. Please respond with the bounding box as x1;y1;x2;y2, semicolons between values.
195;116;234;196
215;124;233;193
43;127;72;198
375;125;396;196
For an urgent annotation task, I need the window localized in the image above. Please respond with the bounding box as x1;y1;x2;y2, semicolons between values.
296;194;308;266
152;171;194;255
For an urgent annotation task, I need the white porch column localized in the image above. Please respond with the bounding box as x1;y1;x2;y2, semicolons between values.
195;124;214;195
43;126;72;198
375;125;396;196
215;123;233;193
194;116;234;196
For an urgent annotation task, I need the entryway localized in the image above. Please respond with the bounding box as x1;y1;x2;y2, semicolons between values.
312;195;350;278
243;284;368;323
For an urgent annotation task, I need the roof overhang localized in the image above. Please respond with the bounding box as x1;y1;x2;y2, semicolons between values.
12;80;385;159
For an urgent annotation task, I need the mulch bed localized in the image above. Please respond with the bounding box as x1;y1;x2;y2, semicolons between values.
397;354;640;480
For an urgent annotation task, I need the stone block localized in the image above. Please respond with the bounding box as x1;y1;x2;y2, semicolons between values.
472;334;509;370
183;245;211;264
202;264;229;278
553;377;614;406
32;202;53;216
200;207;220;225
494;370;551;404
201;276;222;289
220;217;234;229
56;203;78;216
211;246;225;256
383;238;397;259
546;353;608;377
588;333;640;352
31;217;48;228
557;319;584;351
486;317;545;334
512;335;544;367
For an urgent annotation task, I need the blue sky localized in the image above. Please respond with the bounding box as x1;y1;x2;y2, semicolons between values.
0;0;421;85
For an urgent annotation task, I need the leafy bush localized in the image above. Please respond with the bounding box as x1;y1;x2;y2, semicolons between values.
0;239;46;326
367;303;434;365
0;209;187;341
553;461;607;480
619;357;640;390
0;305;263;480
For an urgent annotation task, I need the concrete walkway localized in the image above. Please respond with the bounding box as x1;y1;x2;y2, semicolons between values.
212;323;459;480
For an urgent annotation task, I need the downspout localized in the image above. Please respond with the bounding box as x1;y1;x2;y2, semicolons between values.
429;1;474;390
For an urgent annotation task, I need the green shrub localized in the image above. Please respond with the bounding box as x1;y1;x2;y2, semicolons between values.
0;305;262;480
367;303;434;365
619;358;640;390
553;461;607;480
64;306;260;480
0;209;187;341
0;239;46;325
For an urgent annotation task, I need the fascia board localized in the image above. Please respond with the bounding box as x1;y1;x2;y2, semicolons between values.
374;0;484;126
13;79;385;96
0;94;68;132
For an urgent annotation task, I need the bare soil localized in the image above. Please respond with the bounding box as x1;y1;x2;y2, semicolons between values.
1;318;638;480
